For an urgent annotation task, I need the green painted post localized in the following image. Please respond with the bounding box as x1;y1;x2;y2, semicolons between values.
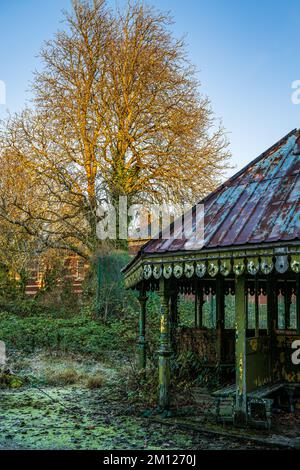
216;276;225;364
158;278;171;410
137;292;148;370
267;275;275;334
267;275;276;381
211;294;216;328
274;281;279;330
297;275;300;335
255;277;259;337
234;275;248;426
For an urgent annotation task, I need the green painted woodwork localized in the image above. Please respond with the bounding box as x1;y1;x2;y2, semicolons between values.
123;243;300;427
297;275;300;335
137;293;148;370
254;277;259;337
158;279;171;409
246;336;272;391
216;276;225;364
123;244;300;289
267;275;277;383
274;334;300;382
234;276;247;426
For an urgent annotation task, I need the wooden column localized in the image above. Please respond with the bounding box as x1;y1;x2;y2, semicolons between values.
255;277;259;337
211;294;216;328
267;275;276;334
216;276;225;364
137;290;148;370
170;287;179;351
158;278;171;409
274;280;279;331
267;275;276;381
234;275;247;426
297;275;300;335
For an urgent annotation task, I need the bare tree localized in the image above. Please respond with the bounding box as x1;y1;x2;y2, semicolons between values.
0;0;230;257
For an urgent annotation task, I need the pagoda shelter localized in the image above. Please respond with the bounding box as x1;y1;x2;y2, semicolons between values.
122;129;300;426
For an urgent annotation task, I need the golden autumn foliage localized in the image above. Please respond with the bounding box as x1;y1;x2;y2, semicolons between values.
0;0;230;260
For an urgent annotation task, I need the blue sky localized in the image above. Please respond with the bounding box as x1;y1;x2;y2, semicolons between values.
0;0;299;176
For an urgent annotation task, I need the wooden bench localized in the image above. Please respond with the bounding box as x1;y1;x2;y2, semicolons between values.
213;385;236;424
213;382;289;429
247;383;285;430
285;383;300;412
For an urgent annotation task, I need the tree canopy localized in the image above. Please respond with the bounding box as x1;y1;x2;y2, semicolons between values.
0;0;230;262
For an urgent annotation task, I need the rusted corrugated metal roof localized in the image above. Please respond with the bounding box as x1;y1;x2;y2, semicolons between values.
141;129;300;256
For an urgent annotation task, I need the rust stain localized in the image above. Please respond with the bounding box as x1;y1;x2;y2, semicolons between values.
139;129;300;256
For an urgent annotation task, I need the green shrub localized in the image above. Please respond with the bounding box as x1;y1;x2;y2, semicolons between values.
0;371;23;389
0;312;137;359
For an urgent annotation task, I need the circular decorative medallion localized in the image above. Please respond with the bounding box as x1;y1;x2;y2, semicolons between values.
163;264;173;279
173;264;183;279
247;260;259;276
274;256;287;274
261;259;274;275
233;263;245;276
208;262;219;277
196;263;206;278
220;261;231;277
152;265;162;279
143;265;152;280
291;259;300;273
184;263;194;278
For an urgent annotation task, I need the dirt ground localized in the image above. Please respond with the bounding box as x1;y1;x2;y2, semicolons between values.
0;353;297;450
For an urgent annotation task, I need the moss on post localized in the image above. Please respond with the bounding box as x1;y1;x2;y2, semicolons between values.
234;275;247;426
158;278;171;410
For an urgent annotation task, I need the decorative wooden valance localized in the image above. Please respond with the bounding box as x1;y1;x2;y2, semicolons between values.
124;245;300;289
